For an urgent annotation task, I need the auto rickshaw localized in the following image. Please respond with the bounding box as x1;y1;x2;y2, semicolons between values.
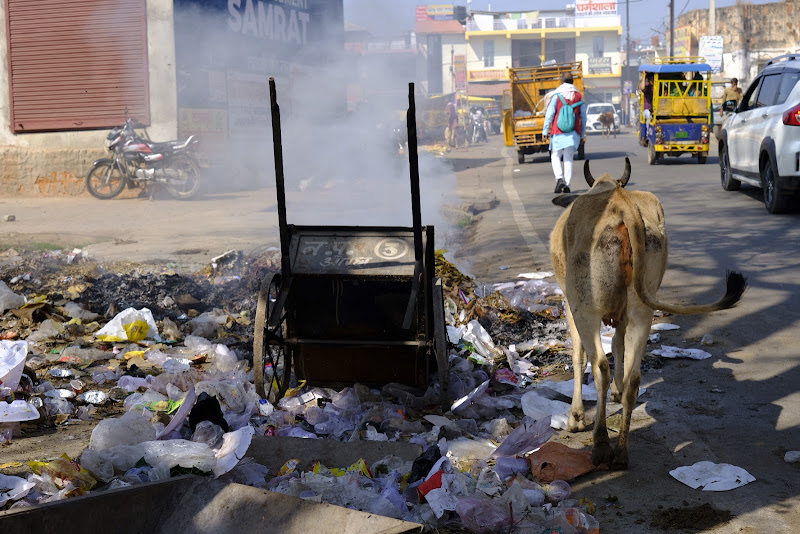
638;57;713;164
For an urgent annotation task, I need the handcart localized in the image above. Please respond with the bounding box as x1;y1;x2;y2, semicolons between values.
254;80;449;407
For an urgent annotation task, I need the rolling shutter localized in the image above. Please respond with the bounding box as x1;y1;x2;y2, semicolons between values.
6;0;150;133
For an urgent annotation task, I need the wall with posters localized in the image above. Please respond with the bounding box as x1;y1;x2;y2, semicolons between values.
173;0;344;151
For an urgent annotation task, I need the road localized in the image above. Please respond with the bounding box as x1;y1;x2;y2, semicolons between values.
1;127;799;531
451;129;800;532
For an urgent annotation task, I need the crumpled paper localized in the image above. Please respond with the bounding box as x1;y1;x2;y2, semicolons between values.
652;345;712;360
669;461;755;491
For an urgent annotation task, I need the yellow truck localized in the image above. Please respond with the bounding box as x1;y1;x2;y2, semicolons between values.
503;62;585;164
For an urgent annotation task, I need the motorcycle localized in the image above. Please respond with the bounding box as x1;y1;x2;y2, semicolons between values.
471;114;487;144
86;119;201;200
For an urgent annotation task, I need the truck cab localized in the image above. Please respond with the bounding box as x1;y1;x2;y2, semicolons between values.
503;62;585;164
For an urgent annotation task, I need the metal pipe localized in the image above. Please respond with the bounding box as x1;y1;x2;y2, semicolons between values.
269;78;290;278
403;82;424;330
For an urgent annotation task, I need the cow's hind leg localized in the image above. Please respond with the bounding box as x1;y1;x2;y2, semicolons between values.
610;320;625;403
566;304;589;432
613;305;650;469
573;310;614;466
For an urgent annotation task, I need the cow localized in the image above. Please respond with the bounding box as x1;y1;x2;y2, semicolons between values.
549;158;747;469
598;111;616;138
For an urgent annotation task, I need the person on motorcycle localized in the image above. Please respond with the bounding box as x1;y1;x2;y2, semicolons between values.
471;106;486;143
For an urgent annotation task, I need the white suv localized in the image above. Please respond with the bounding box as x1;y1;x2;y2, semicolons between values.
718;53;800;213
585;103;620;134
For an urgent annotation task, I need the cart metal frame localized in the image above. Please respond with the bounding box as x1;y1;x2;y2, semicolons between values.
254;80;449;407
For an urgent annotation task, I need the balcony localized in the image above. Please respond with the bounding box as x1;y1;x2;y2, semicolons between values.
466;17;576;32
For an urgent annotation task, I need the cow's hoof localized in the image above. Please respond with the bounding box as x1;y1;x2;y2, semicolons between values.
612;447;629;470
610;390;622;403
592;443;614;466
568;415;589;432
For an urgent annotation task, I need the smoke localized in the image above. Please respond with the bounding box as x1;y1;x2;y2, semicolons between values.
173;0;459;237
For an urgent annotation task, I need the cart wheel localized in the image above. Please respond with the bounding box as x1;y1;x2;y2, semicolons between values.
254;273;293;403
432;278;450;410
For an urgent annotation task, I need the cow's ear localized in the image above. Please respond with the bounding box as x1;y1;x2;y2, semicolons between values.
552;193;579;208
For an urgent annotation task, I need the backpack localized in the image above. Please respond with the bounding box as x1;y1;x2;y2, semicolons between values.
556;93;583;133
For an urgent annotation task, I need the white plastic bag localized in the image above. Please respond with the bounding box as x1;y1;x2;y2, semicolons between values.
0;340;28;391
95;307;161;342
0;280;25;313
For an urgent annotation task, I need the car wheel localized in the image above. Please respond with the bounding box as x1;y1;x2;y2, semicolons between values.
518;151;524;164
647;143;657;165
720;143;740;191
577;143;585;160
762;154;791;214
697;154;707;164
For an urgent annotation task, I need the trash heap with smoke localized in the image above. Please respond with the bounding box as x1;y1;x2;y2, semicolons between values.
0;248;633;532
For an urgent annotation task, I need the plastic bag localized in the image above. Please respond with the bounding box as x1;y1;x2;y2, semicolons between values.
89;410;157;450
0;340;27;391
0;473;36;507
79;448;115;483
0;280;25;313
455;494;511;533
95;307;161;342
29;454;97;493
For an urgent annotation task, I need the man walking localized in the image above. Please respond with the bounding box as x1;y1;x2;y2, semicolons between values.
542;72;587;193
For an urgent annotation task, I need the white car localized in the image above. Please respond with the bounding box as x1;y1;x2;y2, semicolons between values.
585;103;620;134
718;53;800;213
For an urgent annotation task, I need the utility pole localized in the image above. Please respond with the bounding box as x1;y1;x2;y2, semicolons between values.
709;0;716;36
669;0;674;56
624;0;631;125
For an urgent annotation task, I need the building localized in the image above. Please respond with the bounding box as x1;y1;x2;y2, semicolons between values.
676;0;799;84
414;3;623;107
0;0;344;195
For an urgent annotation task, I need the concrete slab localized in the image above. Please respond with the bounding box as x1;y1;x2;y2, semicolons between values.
0;477;423;534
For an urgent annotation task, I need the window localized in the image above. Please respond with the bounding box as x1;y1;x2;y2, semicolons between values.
484;40;495;68
742;77;763;111
593;36;604;58
755;73;781;108
776;71;800;105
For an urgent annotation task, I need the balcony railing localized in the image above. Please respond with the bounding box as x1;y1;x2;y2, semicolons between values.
466;17;576;32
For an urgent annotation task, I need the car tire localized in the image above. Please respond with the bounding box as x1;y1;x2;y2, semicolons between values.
647;143;657;165
697;154;707;164
577;143;585;160
719;143;740;191
518;151;524;164
762;154;791;214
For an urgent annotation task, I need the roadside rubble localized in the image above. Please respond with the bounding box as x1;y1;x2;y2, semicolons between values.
0;246;720;532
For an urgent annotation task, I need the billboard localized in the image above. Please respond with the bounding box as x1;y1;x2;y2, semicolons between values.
699;36;724;73
173;0;345;145
669;24;692;57
416;4;454;21
588;57;612;74
575;0;618;17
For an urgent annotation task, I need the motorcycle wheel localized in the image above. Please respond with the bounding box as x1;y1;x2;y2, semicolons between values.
86;162;126;199
166;156;201;200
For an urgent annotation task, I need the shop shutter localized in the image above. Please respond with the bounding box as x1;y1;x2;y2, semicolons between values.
6;0;149;133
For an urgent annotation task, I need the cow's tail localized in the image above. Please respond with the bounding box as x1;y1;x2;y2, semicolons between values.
623;197;747;316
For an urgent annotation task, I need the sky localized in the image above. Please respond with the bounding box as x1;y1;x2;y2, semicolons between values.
344;0;777;43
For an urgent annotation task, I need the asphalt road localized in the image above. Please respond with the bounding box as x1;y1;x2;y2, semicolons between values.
450;129;800;532
1;127;799;531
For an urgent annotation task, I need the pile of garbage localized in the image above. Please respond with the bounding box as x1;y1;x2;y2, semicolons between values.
0;248;621;532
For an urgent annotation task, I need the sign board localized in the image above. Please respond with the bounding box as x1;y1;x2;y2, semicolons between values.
699;35;724;73
454;54;466;90
623;80;633;94
468;69;507;81
575;0;618;17
668;24;692;57
416;4;454;21
588;56;612;74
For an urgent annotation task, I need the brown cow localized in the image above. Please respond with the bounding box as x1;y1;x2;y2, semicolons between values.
550;159;747;469
598;111;616;138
